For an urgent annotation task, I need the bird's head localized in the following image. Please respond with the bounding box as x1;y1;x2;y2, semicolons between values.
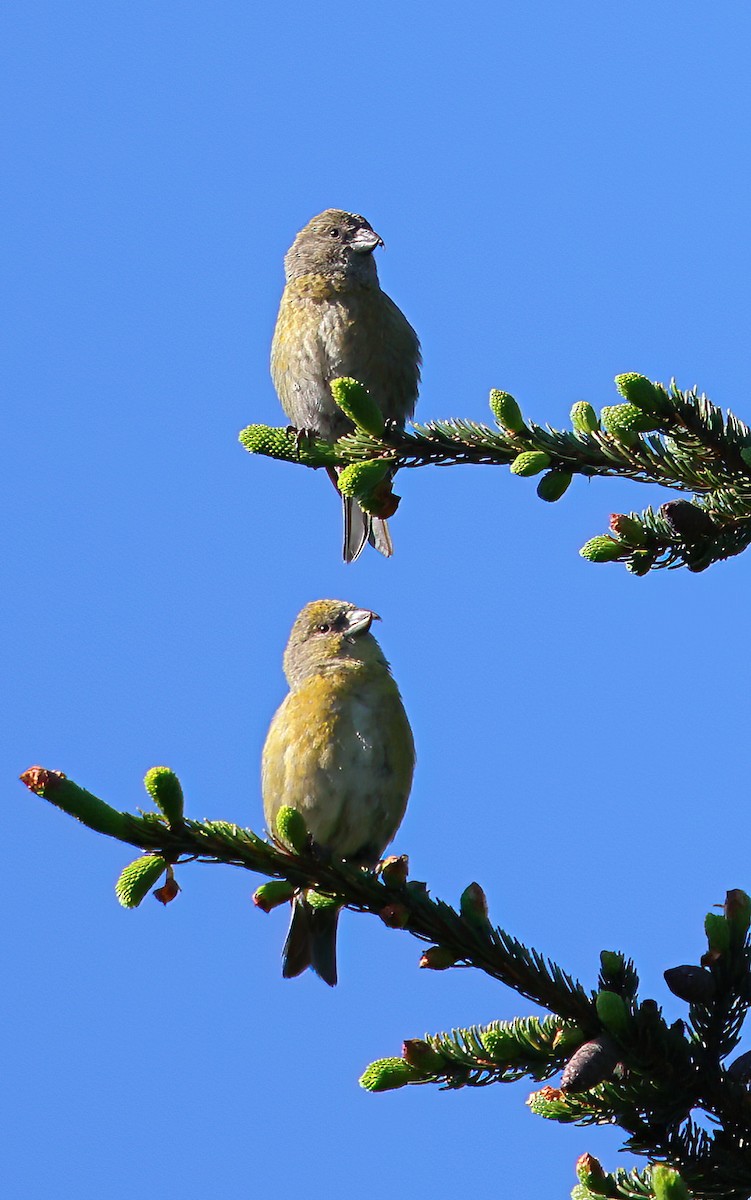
284;210;383;285
283;599;387;686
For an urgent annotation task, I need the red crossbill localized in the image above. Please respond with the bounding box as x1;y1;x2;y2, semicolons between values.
271;210;421;562
262;599;415;985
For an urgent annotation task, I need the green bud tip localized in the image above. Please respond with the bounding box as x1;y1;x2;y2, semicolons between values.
330;377;385;437
21;768;130;840
115;856;167;909
238;424;340;467
576;1153;607;1189
510;450;551;477
579;536;622;564
238;425;300;460
537;470;572;503
359;1058;418;1092
614;373;663;413
274;805;309;854
143;766;184;826
337;459;392;501
595;990;629;1036
252;881;296;913
570;401;599;433
489;389;526;433
704;912;731;954
599;950;624;977
600;403;656;438
651;1165;691;1200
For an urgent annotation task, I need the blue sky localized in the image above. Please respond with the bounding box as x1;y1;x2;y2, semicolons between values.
5;4;751;1197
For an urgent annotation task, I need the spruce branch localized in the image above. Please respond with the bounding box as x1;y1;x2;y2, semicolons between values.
22;765;751;1198
240;374;751;573
20;766;594;1021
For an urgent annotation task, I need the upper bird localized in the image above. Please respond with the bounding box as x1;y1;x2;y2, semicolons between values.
271;210;421;562
262;599;415;985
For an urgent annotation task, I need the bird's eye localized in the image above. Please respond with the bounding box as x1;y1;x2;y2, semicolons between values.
329;228;340;239
316;623;331;634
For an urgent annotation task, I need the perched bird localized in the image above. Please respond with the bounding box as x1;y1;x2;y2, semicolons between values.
271;209;421;562
262;599;415;985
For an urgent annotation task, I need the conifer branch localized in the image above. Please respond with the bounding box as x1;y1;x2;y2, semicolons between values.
22;764;751;1198
240;374;751;574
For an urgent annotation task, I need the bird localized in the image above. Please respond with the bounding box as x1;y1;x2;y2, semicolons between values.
271;209;421;562
262;599;415;985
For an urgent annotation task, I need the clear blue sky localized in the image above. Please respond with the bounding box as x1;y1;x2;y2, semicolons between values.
5;4;751;1197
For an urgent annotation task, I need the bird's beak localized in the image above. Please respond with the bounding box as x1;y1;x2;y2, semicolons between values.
346;608;380;638
351;228;384;254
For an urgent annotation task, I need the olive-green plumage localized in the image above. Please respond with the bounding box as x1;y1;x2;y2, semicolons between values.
271;210;421;562
262;600;415;985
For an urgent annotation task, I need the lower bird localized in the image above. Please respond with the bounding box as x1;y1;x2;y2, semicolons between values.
271;209;421;562
262;599;415;984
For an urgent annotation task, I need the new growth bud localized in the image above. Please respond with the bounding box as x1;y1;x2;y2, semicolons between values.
570;401;600;433
238;425;340;467
143;766;184;827
576;1153;608;1192
274;805;309;854
651;1165;690;1200
330;377;386;437
705;912;731;955
579;536;622;563
115;855;167;908
510;450;552;477
489;389;526;433
614;373;665;414
359;1057;419;1092
600;404;656;439
595;990;629;1037
252;881;297;913
599;950;624;979
537;470;572;502
337;460;392;503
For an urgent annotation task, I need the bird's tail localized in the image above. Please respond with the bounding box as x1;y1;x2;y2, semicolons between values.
343;495;392;563
282;894;341;987
326;467;394;563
